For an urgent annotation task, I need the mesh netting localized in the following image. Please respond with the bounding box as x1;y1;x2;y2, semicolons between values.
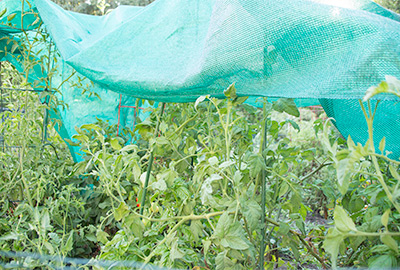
0;0;400;159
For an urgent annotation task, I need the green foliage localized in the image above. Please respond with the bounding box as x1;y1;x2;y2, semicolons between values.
3;1;400;269
1;67;336;269
64;88;335;269
374;0;400;13
323;77;400;269
53;0;155;15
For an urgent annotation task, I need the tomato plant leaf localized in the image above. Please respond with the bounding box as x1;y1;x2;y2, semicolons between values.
195;95;207;110
379;137;386;154
334;206;357;232
241;199;261;232
115;202;129;221
41;210;52;233
223;83;237;99
389;164;400;181
62;230;74;254
368;254;398;269
216;251;242;270
208;156;219;166
7;13;16;21
110;138;121;150
363;81;389;101
285;119;300;131
323;228;345;269
223;223;250;250
381;209;390;229
96;229;109;245
336;158;353;195
170;240;185;260
44;241;55;254
0;8;7;18
380;234;399;254
202;239;211;258
272;98;300;117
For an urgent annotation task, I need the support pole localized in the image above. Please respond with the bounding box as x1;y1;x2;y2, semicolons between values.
140;102;166;216
259;101;268;270
41;90;50;144
0;62;4;151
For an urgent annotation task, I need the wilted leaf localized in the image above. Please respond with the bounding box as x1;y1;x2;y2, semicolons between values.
81;124;101;131
216;251;243;270
219;160;234;169
0;232;19;241
41;210;52;233
152;179;167;192
44;242;55;254
279;182;289;197
277;222;290;235
214;213;250;251
190;220;203;242
223;223;250;250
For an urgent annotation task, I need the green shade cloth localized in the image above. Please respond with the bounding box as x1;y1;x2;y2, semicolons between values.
35;0;400;101
1;0;400;159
